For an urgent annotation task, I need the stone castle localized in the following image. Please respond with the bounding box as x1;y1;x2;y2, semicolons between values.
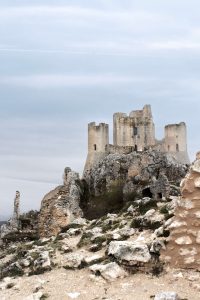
84;105;190;171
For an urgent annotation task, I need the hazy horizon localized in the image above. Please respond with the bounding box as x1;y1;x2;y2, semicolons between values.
1;0;200;217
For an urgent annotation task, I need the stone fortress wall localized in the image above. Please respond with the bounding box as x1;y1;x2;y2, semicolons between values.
84;122;109;171
84;105;190;171
113;104;155;150
161;152;200;270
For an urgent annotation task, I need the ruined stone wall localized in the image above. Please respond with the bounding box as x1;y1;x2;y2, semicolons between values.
84;122;109;172
113;105;155;151
105;144;134;155
163;122;190;164
161;153;200;269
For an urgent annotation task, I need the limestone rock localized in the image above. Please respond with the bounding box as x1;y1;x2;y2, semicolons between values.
62;252;85;269
33;251;51;273
89;262;127;281
108;241;151;266
66;292;81;299
38;168;83;237
154;291;179;300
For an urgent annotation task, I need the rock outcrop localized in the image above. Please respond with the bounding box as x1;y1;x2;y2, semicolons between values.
162;152;200;270
83;150;188;218
38;167;83;237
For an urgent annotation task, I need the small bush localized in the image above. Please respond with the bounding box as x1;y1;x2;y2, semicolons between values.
159;205;169;215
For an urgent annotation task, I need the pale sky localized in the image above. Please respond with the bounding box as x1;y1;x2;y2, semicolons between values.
0;0;200;218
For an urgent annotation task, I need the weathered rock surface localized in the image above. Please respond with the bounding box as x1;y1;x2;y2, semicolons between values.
162;152;200;270
108;240;151;266
38;167;83;237
83;150;187;218
89;262;127;281
154;291;179;300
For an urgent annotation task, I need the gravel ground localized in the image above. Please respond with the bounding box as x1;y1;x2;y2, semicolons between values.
0;267;200;300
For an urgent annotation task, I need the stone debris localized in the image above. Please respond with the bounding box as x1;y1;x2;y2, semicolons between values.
66;292;81;299
33;251;51;273
154;291;179;300
89;262;127;281
62;252;85;269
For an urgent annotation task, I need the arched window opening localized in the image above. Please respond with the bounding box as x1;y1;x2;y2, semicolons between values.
134;145;138;152
176;144;179;152
94;144;97;151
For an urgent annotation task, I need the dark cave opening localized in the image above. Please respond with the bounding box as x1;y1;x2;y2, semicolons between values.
142;187;153;198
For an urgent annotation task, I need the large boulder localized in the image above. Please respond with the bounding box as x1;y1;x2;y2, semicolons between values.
108;240;151;266
38;168;83;237
89;262;127;281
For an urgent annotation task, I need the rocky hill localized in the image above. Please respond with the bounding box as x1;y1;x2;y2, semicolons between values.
2;149;200;300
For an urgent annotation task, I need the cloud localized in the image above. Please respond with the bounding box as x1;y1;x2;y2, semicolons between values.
0;5;162;23
1;37;200;57
0;74;151;88
150;40;200;50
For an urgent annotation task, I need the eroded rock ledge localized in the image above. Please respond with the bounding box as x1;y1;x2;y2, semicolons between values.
38;167;83;237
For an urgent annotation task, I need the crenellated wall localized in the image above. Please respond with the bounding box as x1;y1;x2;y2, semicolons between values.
113;105;155;151
84;105;190;172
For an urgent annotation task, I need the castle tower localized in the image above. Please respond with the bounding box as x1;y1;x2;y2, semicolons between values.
164;122;190;164
113;105;155;151
84;122;109;172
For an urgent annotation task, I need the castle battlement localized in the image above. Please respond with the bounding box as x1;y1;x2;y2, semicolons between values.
84;105;190;172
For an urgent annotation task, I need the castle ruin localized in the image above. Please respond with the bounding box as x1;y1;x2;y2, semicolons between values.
84;105;190;171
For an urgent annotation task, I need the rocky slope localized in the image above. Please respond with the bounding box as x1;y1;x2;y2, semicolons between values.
1;196;200;299
0;149;194;300
0;195;180;283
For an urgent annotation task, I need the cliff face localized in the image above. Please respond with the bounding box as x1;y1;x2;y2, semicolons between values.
83;150;188;219
162;152;200;270
38;168;83;237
